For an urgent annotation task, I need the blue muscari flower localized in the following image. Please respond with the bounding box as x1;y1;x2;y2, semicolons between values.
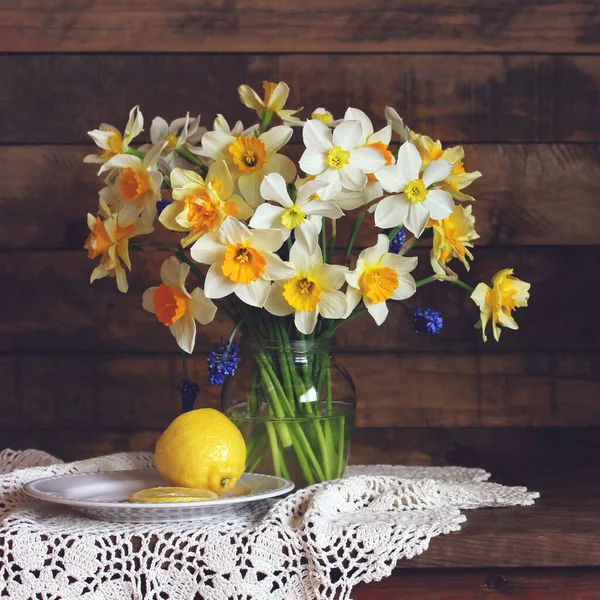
413;307;443;336
388;227;406;254
207;338;240;386
156;199;171;215
178;380;199;413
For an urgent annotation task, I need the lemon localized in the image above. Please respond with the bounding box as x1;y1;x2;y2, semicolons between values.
154;408;246;494
129;487;218;503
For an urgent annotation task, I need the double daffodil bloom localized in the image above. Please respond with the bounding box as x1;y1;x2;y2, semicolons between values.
265;243;347;335
100;142;166;227
345;234;417;325
142;257;217;354
160;162;253;247
200;125;296;209
430;205;479;276
471;269;530;342
191;217;294;308
85;198;153;293
84;106;144;166
375;141;455;237
238;81;302;123
299;119;385;201
249;172;343;254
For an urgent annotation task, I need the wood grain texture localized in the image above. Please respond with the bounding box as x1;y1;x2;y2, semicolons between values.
1;1;598;53
2;246;597;353
353;568;600;598
1;54;599;144
3;144;600;250
1;351;599;429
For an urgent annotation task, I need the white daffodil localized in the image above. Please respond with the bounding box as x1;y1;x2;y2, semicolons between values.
299;119;385;202
142;257;217;354
190;216;294;308
84;106;144;165
281;107;343;128
331;108;394;210
249;172;343;254
238;81;302;123
375;141;455;237
100;141;166;226
265;243;347;335
160;161;253;247
85;198;153;293
345;234;417;326
149;113;205;159
199;125;296;209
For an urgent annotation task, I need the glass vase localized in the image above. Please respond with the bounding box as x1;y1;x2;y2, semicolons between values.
221;337;356;488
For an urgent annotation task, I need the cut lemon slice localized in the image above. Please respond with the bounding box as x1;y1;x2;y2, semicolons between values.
128;487;219;504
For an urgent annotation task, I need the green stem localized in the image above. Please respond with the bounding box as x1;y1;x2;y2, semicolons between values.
261;109;274;131
265;422;282;477
328;220;337;263
345;212;366;256
387;225;403;242
336;416;346;478
176;146;209;175
416;275;438;288
452;279;475;294
125;147;145;159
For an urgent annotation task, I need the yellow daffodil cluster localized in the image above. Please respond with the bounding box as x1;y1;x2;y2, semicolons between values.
83;80;529;352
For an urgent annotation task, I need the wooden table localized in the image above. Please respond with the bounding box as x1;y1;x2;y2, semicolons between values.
353;467;600;599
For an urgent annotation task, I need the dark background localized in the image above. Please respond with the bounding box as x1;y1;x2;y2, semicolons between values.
1;1;599;473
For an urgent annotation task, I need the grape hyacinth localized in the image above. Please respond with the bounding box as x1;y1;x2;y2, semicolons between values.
388;227;406;254
156;199;171;215
207;338;240;385
412;307;443;335
178;380;199;413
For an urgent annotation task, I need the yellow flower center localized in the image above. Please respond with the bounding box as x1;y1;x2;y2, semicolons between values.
184;192;221;233
222;244;266;284
312;110;333;125
404;179;428;204
101;132;123;158
360;265;398;304
119;168;151;203
262;81;277;105
283;276;322;312
327;146;350;169
85;217;133;259
153;284;189;327
165;133;178;151
281;206;306;229
366;141;393;182
229;136;267;173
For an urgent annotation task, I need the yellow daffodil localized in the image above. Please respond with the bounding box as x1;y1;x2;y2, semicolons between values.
299;119;385;202
430;205;480;276
160;161;253;247
190;216;294;308
411;133;464;168
199;125;296;208
265;243;347;335
100;141;166;226
442;160;483;202
238;81;302;123
249;172;342;254
471;269;530;342
345;234;417;325
375;142;455;237
84;106;144;166
142;257;217;353
85;199;152;293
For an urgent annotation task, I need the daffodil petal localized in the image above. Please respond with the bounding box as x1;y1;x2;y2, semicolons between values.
360;233;389;265
374;194;409;229
339;164;367;191
264;154;297;183
235;277;270;308
303;119;333;154
295;309;318;335
263;252;295;281
396;141;422;182
265;282;295;316
204;262;237;299
261;126;293;155
249;204;284;230
426;189;455;220
344;107;374;143
268;82;290;111
170;312;196;354
207;160;233;199
333;120;362;151
299;148;328;175
295;220;319;255
303;200;343;219
423;159;453;188
375;165;408;194
150;116;169;144
365;298;389;326
238;84;265;111
260;172;292;207
142;287;158;313
313;263;347;291
251;229;285;253
318;290;347;319
391;273;417;301
349;146;385;173
404;202;430;237
189;288;217;325
190;232;226;265
345;286;362;317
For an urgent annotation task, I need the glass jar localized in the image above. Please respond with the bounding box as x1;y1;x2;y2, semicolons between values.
221;337;356;488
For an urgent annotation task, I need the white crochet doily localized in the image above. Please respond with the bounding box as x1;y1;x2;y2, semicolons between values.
0;449;539;600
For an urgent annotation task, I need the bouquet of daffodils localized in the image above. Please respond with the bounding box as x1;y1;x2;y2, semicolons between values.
84;81;530;484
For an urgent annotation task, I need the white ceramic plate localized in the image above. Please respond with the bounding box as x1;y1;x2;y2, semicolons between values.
23;469;294;523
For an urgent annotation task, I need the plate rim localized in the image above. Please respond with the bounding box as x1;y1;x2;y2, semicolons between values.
23;469;294;510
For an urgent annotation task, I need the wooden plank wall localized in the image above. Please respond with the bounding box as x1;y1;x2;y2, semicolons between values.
1;1;599;467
